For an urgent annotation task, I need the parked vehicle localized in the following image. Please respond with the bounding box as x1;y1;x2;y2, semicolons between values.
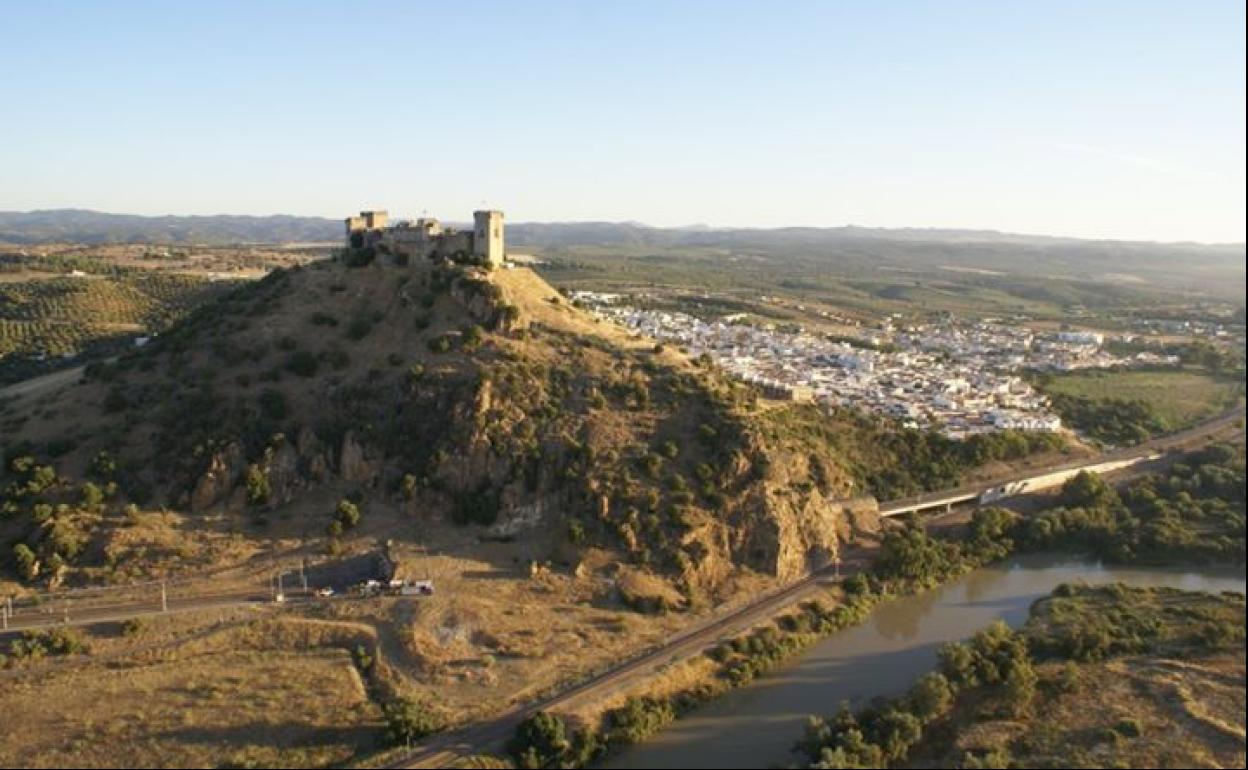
399;579;435;596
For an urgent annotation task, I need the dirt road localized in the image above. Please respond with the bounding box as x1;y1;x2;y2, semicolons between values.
0;364;87;400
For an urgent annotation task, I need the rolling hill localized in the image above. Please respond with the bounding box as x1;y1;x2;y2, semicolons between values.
2;209;1242;300
1;255;889;599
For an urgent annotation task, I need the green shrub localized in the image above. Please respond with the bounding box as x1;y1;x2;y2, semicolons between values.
346;316;373;340
12;543;38;580
606;696;676;745
427;335;453;354
334;499;361;529
285;350;318;377
245;464;271;506
383;697;440;746
258;388;288;420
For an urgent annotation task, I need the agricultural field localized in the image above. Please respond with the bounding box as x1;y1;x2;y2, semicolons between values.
0;274;238;383
0;243;329;384
1033;368;1243;445
528;241;1244;326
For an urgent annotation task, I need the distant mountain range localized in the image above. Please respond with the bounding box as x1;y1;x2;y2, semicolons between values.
3;208;1242;250
0;209;343;245
2;208;1242;300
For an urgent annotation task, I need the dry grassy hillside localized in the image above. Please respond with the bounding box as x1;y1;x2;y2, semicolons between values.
0;257;879;601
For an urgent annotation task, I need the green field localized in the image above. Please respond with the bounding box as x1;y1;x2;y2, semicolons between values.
1039;369;1242;429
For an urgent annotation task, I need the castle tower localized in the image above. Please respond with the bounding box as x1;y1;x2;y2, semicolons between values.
362;210;388;230
473;210;504;268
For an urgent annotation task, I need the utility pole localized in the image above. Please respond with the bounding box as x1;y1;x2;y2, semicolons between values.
2;604;8;630
160;580;168;613
299;560;308;592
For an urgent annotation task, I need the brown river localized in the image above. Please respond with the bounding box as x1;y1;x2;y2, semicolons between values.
604;553;1246;769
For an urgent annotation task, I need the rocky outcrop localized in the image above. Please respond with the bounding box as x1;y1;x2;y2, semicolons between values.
485;496;553;539
449;269;525;333
339;431;381;485
189;442;245;512
264;441;302;507
296;427;330;482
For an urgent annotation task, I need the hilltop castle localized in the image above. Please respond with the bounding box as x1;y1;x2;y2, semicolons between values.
345;209;505;268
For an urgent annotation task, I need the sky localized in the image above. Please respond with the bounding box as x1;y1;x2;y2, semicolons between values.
0;1;1244;242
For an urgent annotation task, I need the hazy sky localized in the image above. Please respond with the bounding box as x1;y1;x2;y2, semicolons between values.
1;1;1244;242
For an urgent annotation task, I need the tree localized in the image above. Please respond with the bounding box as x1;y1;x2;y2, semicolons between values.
874;709;923;761
968;507;1019;546
285;350;318;377
1060;471;1119;510
401;473;419;500
89;450;116;480
384;697;440;746
508;711;570;769
258;388;288;420
12;543;39;581
1003;659;1038;717
334;499;361;529
908;672;954;721
462;324;485;350
245;464;271;506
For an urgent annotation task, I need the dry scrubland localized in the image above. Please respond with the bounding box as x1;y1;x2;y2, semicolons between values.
0;560;772;769
0;256;872;768
0;609;381;768
0;258;883;599
7;254;1229;769
930;652;1245;768
903;586;1247;769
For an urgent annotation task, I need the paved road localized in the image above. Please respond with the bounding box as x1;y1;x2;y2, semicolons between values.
1;555;383;635
879;405;1244;516
1;587;286;633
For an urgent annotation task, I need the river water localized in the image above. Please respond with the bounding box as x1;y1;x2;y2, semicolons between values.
605;553;1246;769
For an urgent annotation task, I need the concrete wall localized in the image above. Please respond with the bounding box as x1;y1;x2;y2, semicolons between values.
977;454;1159;504
880;452;1163;516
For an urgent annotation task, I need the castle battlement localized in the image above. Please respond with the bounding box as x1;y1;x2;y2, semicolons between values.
345;209;504;268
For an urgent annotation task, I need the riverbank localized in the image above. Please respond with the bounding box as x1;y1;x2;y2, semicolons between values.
601;556;1245;769
503;442;1244;769
800;583;1246;769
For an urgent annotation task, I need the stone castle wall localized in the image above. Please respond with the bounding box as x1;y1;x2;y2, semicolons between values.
346;209;503;268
